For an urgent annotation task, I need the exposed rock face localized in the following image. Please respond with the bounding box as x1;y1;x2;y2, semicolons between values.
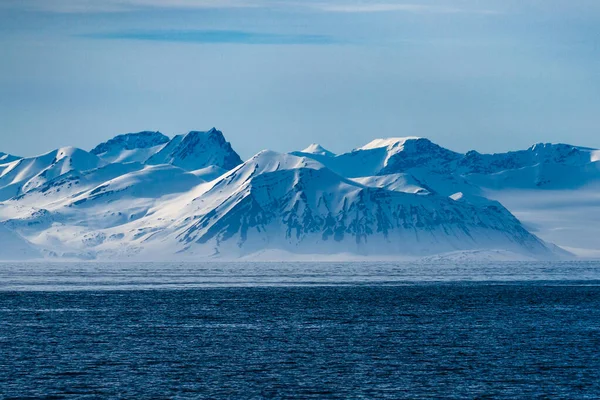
91;131;169;156
146;128;243;171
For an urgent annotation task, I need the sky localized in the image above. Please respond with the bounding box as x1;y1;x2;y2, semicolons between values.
1;0;599;160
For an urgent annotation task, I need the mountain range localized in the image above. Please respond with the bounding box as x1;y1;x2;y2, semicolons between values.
1;128;598;261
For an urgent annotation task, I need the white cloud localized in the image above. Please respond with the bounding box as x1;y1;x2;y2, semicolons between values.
1;0;499;14
310;2;499;14
313;3;446;13
1;0;261;13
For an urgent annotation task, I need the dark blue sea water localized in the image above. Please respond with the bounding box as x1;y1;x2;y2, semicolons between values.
1;263;600;398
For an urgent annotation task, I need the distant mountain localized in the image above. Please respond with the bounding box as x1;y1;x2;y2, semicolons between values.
91;131;169;163
146;128;243;171
292;137;461;178
296;138;600;191
296;143;336;157
1;129;597;260
459;143;600;174
292;138;600;258
459;143;600;189
0;147;105;201
293;137;476;196
89;128;243;171
0;152;21;164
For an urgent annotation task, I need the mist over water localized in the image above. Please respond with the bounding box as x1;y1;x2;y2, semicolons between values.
1;261;600;291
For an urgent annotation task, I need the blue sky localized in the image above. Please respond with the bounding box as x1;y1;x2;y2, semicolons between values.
1;0;599;159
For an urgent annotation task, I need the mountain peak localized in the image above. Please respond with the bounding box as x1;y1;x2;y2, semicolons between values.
90;131;170;164
185;128;226;145
146;128;243;171
0;152;21;164
55;146;92;161
297;137;460;177
301;143;336;157
526;142;599;154
357;137;423;151
0;146;105;200
250;149;323;169
91;131;169;155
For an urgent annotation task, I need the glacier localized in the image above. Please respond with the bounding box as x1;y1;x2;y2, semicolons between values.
0;129;597;261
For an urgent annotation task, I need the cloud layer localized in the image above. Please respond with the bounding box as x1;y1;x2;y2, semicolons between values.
3;0;498;14
83;29;338;45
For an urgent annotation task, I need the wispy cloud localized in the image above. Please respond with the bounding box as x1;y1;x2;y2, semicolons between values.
1;0;261;13
82;29;338;45
3;0;499;15
310;2;499;15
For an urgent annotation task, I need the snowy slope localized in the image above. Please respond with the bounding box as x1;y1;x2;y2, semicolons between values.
459;143;599;174
146;128;242;171
459;143;600;190
68;165;202;210
0;224;40;260
0;152;21;164
296;143;336;157
296;139;600;190
350;173;430;195
6;162;146;211
0;147;105;201
0;164;203;259
294;137;475;196
91;131;169;163
190;165;228;182
322;137;461;177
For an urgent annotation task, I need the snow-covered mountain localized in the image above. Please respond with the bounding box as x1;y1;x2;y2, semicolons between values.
296;143;336;157
460;143;600;189
0;129;597;260
292;137;477;197
146;128;243;171
0;152;21;164
91;131;169;163
158;151;551;259
0;147;105;201
294;138;600;258
292;137;461;178
296;138;600;191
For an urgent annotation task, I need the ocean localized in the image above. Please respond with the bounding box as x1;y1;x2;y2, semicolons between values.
1;262;600;398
